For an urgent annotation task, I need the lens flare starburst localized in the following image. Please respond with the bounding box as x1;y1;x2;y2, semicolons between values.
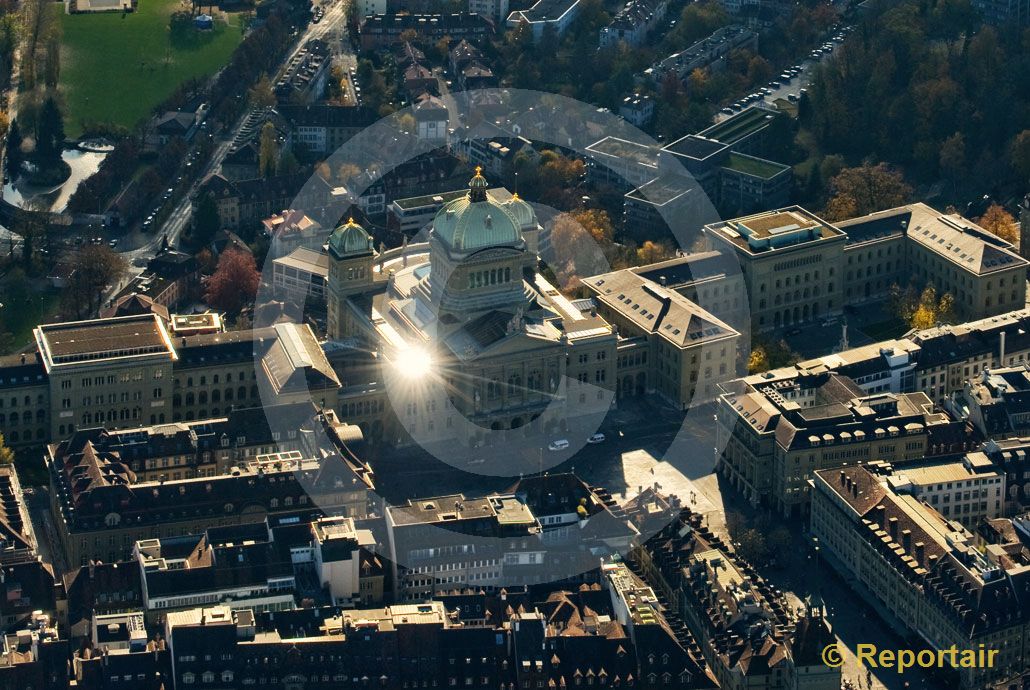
393;346;433;380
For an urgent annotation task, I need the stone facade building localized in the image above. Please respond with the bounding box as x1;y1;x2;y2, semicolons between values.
634;509;840;690
705;203;1029;333
0;314;338;450
810;466;1030;689
715;369;970;515
320;170;738;448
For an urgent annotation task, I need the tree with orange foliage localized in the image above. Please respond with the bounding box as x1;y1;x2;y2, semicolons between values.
204;248;260;314
571;208;613;245
636;240;674;265
823;164;912;221
977;203;1018;244
547;213;610;289
537;150;586;206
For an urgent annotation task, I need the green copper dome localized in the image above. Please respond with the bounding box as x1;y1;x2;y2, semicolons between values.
433;169;522;253
502;193;537;230
329;217;373;256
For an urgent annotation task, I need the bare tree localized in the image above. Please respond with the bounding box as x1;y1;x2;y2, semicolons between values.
20;0;57;91
62;246;128;319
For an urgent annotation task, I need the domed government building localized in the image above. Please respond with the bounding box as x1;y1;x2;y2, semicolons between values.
319;169;740;448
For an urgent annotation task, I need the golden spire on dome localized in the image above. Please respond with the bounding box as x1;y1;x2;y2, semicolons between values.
469;166;488;201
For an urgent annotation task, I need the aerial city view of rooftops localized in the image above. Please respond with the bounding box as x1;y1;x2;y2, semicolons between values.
0;0;1027;687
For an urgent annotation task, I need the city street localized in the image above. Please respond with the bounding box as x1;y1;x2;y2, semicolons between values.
118;0;355;278
370;398;721;506
24;486;68;576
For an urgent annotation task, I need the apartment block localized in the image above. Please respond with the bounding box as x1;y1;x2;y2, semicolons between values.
810;466;1030;689
48;408;376;566
945;365;1030;439
360;13;494;50
277;104;377;155
638;25;757;85
506;0;581;40
385;493;543;600
874;455;1005;529
635;509;840;690
47;401;323;484
469;0;508;23
599;0;667;48
619;93;655;127
132;514;381;617
715;368;970;515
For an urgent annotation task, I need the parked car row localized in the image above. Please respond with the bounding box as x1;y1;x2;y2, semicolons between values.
809;25;851;59
720;26;852;115
84;236;118;248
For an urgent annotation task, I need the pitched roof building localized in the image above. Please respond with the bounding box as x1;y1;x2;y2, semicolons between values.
811;465;1030;688
704;203;1029;333
47;406;374;567
715;366;969;515
635;509;839;690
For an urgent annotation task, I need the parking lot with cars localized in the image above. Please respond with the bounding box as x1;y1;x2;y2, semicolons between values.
716;25;852;122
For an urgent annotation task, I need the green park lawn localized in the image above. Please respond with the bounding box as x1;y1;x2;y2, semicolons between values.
58;0;243;137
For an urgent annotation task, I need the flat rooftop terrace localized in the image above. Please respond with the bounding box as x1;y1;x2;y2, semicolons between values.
662;134;727;161
708;207;843;254
392;189;466;211
625;174;696;206
35;314;176;370
519;0;580;21
722;152;789;179
586;136;658;167
699;106;779;146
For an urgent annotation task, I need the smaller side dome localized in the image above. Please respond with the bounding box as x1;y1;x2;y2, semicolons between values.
329;217;373;256
502;193;537;230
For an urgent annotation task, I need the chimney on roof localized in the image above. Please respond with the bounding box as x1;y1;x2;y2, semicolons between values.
915;541;925;566
902;529;912;553
888;517;899;540
839;471;846;486
1000;331;1007;366
874;504;886;527
20;354;24;364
